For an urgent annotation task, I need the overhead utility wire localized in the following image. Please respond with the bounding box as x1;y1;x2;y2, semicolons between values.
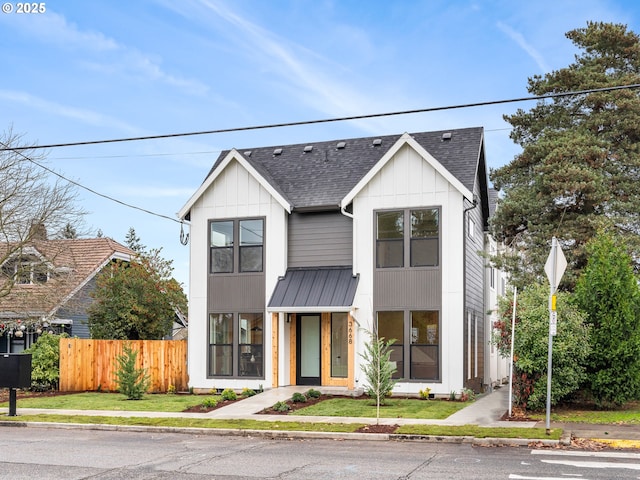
3;83;640;152
0;140;182;224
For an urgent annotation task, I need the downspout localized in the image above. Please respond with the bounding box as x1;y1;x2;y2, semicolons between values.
462;196;478;387
340;203;355;275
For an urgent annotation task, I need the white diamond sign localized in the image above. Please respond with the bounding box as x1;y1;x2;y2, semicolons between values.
544;238;567;293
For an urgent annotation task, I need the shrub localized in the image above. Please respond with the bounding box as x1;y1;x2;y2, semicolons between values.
167;384;176;395
449;391;457;401
242;388;256;397
272;401;290;412
113;343;150;400
493;283;590;410
201;397;218;408
418;388;431;400
221;388;237;401
574;231;640;406
460;388;475;402
24;332;67;391
306;388;321;399
291;392;307;403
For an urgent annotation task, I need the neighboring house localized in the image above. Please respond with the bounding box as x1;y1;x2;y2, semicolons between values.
484;188;510;389
0;236;134;353
179;127;504;395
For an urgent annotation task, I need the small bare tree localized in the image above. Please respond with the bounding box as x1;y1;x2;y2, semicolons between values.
0;127;86;333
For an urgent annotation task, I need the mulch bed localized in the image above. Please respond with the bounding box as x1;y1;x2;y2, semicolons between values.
355;424;399;434
181;398;242;413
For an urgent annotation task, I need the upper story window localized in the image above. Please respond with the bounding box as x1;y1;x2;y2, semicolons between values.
1;258;49;284
376;208;439;269
210;218;264;274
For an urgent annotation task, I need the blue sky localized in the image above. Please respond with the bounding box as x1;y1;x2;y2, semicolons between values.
1;0;638;289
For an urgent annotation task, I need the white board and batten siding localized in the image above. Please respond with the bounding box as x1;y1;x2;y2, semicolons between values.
187;159;287;391
350;144;467;394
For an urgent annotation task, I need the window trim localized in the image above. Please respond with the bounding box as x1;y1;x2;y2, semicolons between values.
375;207;440;270
376;309;441;382
209;217;265;275
207;311;265;379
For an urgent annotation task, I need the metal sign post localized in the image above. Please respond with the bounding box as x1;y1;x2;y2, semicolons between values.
543;237;567;434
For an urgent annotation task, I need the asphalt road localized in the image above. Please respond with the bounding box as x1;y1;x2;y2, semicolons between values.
1;426;640;479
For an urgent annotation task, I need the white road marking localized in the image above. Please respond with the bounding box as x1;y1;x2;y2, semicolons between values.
541;459;640;470
531;449;640;460
509;475;588;480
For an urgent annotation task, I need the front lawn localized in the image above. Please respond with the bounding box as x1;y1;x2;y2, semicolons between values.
0;392;216;412
290;397;468;419
528;401;640;424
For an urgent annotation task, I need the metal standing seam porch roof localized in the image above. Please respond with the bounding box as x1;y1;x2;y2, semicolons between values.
268;267;359;312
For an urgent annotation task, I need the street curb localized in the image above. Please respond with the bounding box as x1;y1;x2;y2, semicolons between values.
0;420;561;447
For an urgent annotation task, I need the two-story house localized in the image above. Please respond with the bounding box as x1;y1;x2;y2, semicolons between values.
179;127;500;395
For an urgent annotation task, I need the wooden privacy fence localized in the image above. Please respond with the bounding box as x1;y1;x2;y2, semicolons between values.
59;338;188;393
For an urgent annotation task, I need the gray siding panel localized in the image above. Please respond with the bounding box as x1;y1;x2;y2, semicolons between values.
209;274;265;311
464;176;486;385
374;269;441;309
288;212;352;267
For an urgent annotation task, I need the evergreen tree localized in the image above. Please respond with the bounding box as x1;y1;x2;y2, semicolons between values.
360;329;397;422
490;22;640;289
124;227;146;253
61;222;77;239
574;231;640;406
114;343;150;400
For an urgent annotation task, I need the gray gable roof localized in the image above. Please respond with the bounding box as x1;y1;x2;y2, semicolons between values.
204;127;485;210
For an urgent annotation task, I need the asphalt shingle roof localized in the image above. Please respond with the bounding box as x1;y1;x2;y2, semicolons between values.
205;127;485;210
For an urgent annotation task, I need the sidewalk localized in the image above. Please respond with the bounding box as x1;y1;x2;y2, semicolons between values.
2;386;639;447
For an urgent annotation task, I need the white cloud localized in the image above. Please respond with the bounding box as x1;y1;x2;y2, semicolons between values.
4;9;207;95
497;21;551;74
0;90;140;133
186;0;388;132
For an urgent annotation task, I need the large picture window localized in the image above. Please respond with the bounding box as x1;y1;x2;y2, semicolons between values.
208;312;264;378
376;208;439;269
377;310;440;380
210;218;264;274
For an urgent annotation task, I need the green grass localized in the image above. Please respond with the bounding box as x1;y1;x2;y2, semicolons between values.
0;414;363;432
0;392;214;412
528;401;640;425
0;414;562;440
293;398;468;419
396;424;562;440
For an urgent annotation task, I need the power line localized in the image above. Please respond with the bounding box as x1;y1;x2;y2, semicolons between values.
1;140;183;225
2;83;639;229
3;84;640;152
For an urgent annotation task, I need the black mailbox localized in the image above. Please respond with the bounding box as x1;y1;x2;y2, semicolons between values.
0;353;32;388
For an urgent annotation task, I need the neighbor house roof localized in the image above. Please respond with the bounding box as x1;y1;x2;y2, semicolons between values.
0;237;134;319
179;127;486;217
